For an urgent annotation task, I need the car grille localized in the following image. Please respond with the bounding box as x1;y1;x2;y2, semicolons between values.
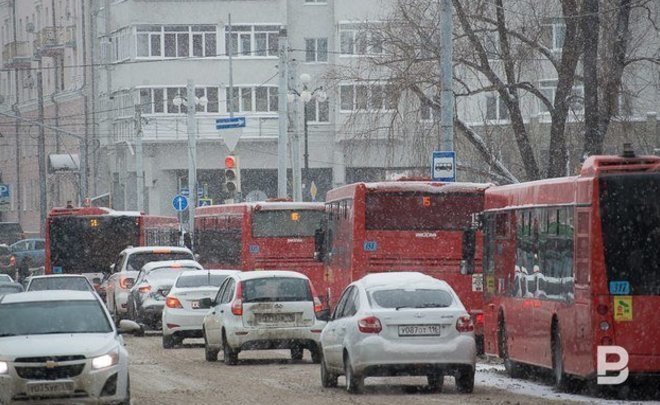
15;364;85;380
14;355;86;363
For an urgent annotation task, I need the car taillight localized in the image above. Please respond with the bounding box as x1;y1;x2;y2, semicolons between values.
166;297;183;309
474;313;484;326
313;297;322;313
456;316;474;333
358;316;382;334
231;281;243;316
138;284;151;294
119;278;134;289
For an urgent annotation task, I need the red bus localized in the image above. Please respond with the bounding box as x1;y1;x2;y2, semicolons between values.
481;150;660;388
46;206;180;275
194;201;326;296
314;181;490;347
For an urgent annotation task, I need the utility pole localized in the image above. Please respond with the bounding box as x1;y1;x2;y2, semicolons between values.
289;60;302;202
186;80;197;250
277;27;289;199
135;105;144;212
36;70;47;236
227;13;234;118
11;0;21;222
439;0;454;152
582;0;600;159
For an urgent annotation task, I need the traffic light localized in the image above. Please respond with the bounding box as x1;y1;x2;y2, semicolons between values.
224;155;241;196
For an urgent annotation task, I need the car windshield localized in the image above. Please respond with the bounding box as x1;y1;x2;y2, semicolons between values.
243;277;312;302
175;274;228;288
0;300;112;336
28;277;91;292
127;252;193;271
0;284;22;295
368;288;454;309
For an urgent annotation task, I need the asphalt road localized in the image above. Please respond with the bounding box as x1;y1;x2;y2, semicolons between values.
125;334;581;405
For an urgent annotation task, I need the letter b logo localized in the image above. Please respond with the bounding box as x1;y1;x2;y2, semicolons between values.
597;346;629;385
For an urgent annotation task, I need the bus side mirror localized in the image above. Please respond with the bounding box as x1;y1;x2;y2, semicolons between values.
314;228;326;262
462;229;476;275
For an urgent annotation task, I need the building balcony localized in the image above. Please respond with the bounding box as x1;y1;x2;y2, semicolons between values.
2;41;32;68
33;26;76;57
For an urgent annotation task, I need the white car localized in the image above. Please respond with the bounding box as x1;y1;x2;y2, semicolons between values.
201;271;326;364
319;272;477;394
0;274;13;283
0;290;141;404
26;274;95;292
104;246;194;324
162;269;239;348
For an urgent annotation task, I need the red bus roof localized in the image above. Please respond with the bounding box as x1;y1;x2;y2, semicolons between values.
327;181;492;201
195;201;324;216
47;206;142;218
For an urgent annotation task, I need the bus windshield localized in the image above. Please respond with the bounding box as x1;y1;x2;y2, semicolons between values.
252;210;324;238
365;192;483;231
600;173;660;295
50;216;140;274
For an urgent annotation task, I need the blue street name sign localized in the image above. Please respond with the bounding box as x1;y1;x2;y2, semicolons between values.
216;117;246;130
198;198;213;207
432;151;456;182
172;195;189;212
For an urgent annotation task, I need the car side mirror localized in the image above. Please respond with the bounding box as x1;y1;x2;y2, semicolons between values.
315;308;331;322
109;264;115;273
117;319;142;334
198;297;213;309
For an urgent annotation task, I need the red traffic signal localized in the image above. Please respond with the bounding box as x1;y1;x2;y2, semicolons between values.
225;155;237;169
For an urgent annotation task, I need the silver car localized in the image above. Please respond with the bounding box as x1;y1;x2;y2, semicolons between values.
0;290;141;404
319;272;476;394
25;274;95;292
201;271;327;364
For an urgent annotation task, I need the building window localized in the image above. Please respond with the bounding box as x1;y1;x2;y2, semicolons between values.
225;25;279;57
305;0;327;3
340;83;397;111
485;93;510;121
305;99;330;122
305;38;328;62
339;26;384;56
136;25;216;59
226;86;278;113
539;79;584;114
139;86;220;114
541;22;566;51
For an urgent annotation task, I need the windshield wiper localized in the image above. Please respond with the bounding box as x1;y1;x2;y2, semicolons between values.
245;297;274;303
395;306;413;311
0;333;16;337
415;304;450;308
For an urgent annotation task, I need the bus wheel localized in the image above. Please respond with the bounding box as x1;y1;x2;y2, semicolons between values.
499;319;524;379
552;323;569;390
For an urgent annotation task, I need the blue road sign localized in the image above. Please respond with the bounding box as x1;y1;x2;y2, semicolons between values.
172;195;189;212
216;117;246;130
0;184;9;198
198;198;212;207
180;187;190;197
432;151;456;182
0;184;10;212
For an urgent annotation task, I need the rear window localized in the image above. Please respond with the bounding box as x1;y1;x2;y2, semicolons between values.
0;285;22;295
369;288;453;309
175;274;228;288
126;252;193;271
242;277;312;303
148;267;195;279
252;210;325;238
28;277;91;292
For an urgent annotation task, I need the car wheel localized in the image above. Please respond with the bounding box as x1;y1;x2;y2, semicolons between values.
310;346;322;364
499;318;524;379
291;346;304;361
133;324;145;338
222;332;239;365
455;367;474;394
344;354;363;394
428;373;444;392
162;334;176;349
320;355;338;388
204;333;219;362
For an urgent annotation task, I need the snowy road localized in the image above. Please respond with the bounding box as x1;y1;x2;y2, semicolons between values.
123;335;658;405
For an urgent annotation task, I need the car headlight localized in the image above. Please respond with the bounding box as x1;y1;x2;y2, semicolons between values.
0;361;7;374
91;349;119;370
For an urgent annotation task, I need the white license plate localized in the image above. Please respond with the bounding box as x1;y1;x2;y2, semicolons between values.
257;313;295;323
398;324;443;336
26;381;75;396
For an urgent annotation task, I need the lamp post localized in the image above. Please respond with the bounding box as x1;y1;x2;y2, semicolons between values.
289;73;327;201
172;81;208;250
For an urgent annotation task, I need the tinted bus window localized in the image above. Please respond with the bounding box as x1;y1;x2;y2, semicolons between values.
252;210;325;238
365;192;483;231
50;216;140;274
126;252;193;271
600;173;660;295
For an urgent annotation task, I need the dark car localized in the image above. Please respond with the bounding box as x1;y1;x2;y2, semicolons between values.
0;281;24;297
0;223;24;245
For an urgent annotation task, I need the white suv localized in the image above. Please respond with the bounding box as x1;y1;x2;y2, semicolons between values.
201;271;326;364
104;247;194;324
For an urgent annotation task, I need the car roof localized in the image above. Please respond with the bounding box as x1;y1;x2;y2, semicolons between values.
122;246;192;255
355;272;452;290
141;260;202;272
234;270;309;281
177;269;239;277
30;274;88;279
0;290;98;304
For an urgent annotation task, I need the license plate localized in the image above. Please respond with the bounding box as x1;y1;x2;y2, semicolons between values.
258;313;295;323
191;300;200;309
26;381;74;396
398;324;443;336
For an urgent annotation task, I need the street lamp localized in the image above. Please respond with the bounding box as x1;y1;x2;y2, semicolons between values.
289;73;327;201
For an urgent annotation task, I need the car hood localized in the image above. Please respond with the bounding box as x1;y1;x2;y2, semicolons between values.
0;333;118;361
